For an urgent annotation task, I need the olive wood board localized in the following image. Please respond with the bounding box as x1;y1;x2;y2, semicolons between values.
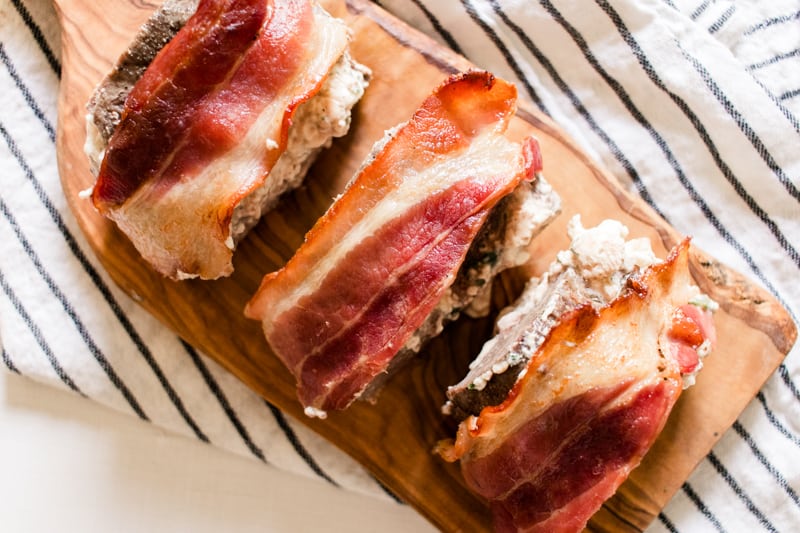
53;0;797;530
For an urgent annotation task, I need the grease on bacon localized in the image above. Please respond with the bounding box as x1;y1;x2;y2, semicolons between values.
84;0;369;280
438;219;717;533
245;71;560;417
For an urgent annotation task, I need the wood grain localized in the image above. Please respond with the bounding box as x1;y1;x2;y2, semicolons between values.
53;0;797;530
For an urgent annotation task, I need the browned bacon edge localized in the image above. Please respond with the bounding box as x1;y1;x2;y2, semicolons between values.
438;240;717;532
246;71;540;416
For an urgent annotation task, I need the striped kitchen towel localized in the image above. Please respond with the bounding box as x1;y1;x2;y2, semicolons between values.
1;0;798;531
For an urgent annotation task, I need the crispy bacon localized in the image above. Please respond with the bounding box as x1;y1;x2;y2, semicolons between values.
439;241;716;533
245;71;538;415
92;0;351;279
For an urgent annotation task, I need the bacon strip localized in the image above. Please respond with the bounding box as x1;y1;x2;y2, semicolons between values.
439;241;716;533
92;0;350;279
92;0;269;207
245;71;537;415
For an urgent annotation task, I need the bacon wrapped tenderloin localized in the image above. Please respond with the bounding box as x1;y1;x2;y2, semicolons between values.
84;0;370;280
245;71;561;417
438;217;717;533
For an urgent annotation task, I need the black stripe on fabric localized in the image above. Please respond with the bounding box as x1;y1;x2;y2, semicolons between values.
264;401;338;486
679;54;800;269
593;3;800;402
679;46;800;204
661;0;678;10
779;88;800;101
0;30;402;457
706;451;778;532
533;0;703;210
657;512;680;533
543;0;800;273
0;196;148;420
756;392;800;448
0;56;274;448
0;43;55;141
746;76;800;135
747;47;800;71
459;0;550;115
708;4;735;34
733;420;800;510
1;347;21;375
681;482;727;532
777;363;800;403
408;0;465;56
2;49;362;456
525;0;800;415
181;340;266;462
538;0;692;217
690;0;712;20
0;123;216;440
744;10;800;36
486;0;664;217
0;268;82;394
9;0;61;77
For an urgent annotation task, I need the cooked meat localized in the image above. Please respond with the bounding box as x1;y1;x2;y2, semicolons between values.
445;268;592;421
84;0;370;279
445;216;660;420
245;72;560;417
366;176;560;398
438;222;717;533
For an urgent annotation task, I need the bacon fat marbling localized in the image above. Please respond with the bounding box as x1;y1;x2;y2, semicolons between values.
246;71;545;416
90;0;354;279
438;240;716;533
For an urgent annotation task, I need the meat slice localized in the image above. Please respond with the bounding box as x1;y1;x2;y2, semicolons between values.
85;0;369;280
245;71;560;417
444;268;594;421
438;223;716;533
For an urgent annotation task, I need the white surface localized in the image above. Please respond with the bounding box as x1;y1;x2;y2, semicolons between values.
0;371;435;532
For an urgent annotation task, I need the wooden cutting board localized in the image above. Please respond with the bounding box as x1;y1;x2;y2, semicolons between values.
54;0;797;530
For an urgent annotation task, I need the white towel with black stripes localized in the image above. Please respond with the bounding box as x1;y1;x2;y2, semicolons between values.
1;0;798;530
